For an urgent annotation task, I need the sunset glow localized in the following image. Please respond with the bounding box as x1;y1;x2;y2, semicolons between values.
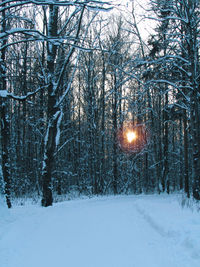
117;122;148;154
126;131;136;143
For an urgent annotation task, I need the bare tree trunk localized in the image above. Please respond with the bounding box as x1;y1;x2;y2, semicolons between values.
41;4;85;206
183;109;189;197
112;74;118;194
0;0;12;208
163;92;169;193
186;0;200;200
41;4;59;207
100;50;106;193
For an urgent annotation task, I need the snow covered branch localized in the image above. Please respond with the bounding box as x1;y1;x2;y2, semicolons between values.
0;0;113;12
0;86;44;101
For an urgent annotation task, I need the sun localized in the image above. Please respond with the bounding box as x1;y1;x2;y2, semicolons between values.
117;121;148;153
126;131;137;143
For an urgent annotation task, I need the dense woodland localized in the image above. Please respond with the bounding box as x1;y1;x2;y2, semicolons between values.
0;0;200;208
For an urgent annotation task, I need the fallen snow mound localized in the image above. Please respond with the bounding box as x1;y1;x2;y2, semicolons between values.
0;194;200;267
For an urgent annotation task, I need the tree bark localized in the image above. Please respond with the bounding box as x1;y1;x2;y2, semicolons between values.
41;4;59;207
0;0;12;208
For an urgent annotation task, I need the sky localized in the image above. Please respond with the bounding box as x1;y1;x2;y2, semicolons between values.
110;0;155;40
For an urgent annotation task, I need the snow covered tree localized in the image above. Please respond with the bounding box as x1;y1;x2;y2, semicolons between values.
184;0;200;200
40;1;112;206
146;0;200;199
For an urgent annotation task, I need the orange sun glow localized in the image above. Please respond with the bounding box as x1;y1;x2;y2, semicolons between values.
117;122;149;154
126;131;137;143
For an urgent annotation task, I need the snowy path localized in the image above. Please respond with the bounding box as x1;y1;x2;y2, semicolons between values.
0;195;200;267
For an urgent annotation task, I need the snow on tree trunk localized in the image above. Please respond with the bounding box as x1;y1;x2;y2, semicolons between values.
41;4;59;207
186;0;200;200
0;98;12;208
0;0;11;208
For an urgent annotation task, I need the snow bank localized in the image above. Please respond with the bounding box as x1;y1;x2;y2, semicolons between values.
0;194;199;267
135;194;200;261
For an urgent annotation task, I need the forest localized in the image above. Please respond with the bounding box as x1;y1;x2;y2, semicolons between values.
0;0;200;208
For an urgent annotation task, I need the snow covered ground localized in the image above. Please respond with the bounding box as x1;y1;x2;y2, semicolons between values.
0;194;200;267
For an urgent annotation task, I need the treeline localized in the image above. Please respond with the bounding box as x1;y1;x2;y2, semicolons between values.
0;0;200;208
